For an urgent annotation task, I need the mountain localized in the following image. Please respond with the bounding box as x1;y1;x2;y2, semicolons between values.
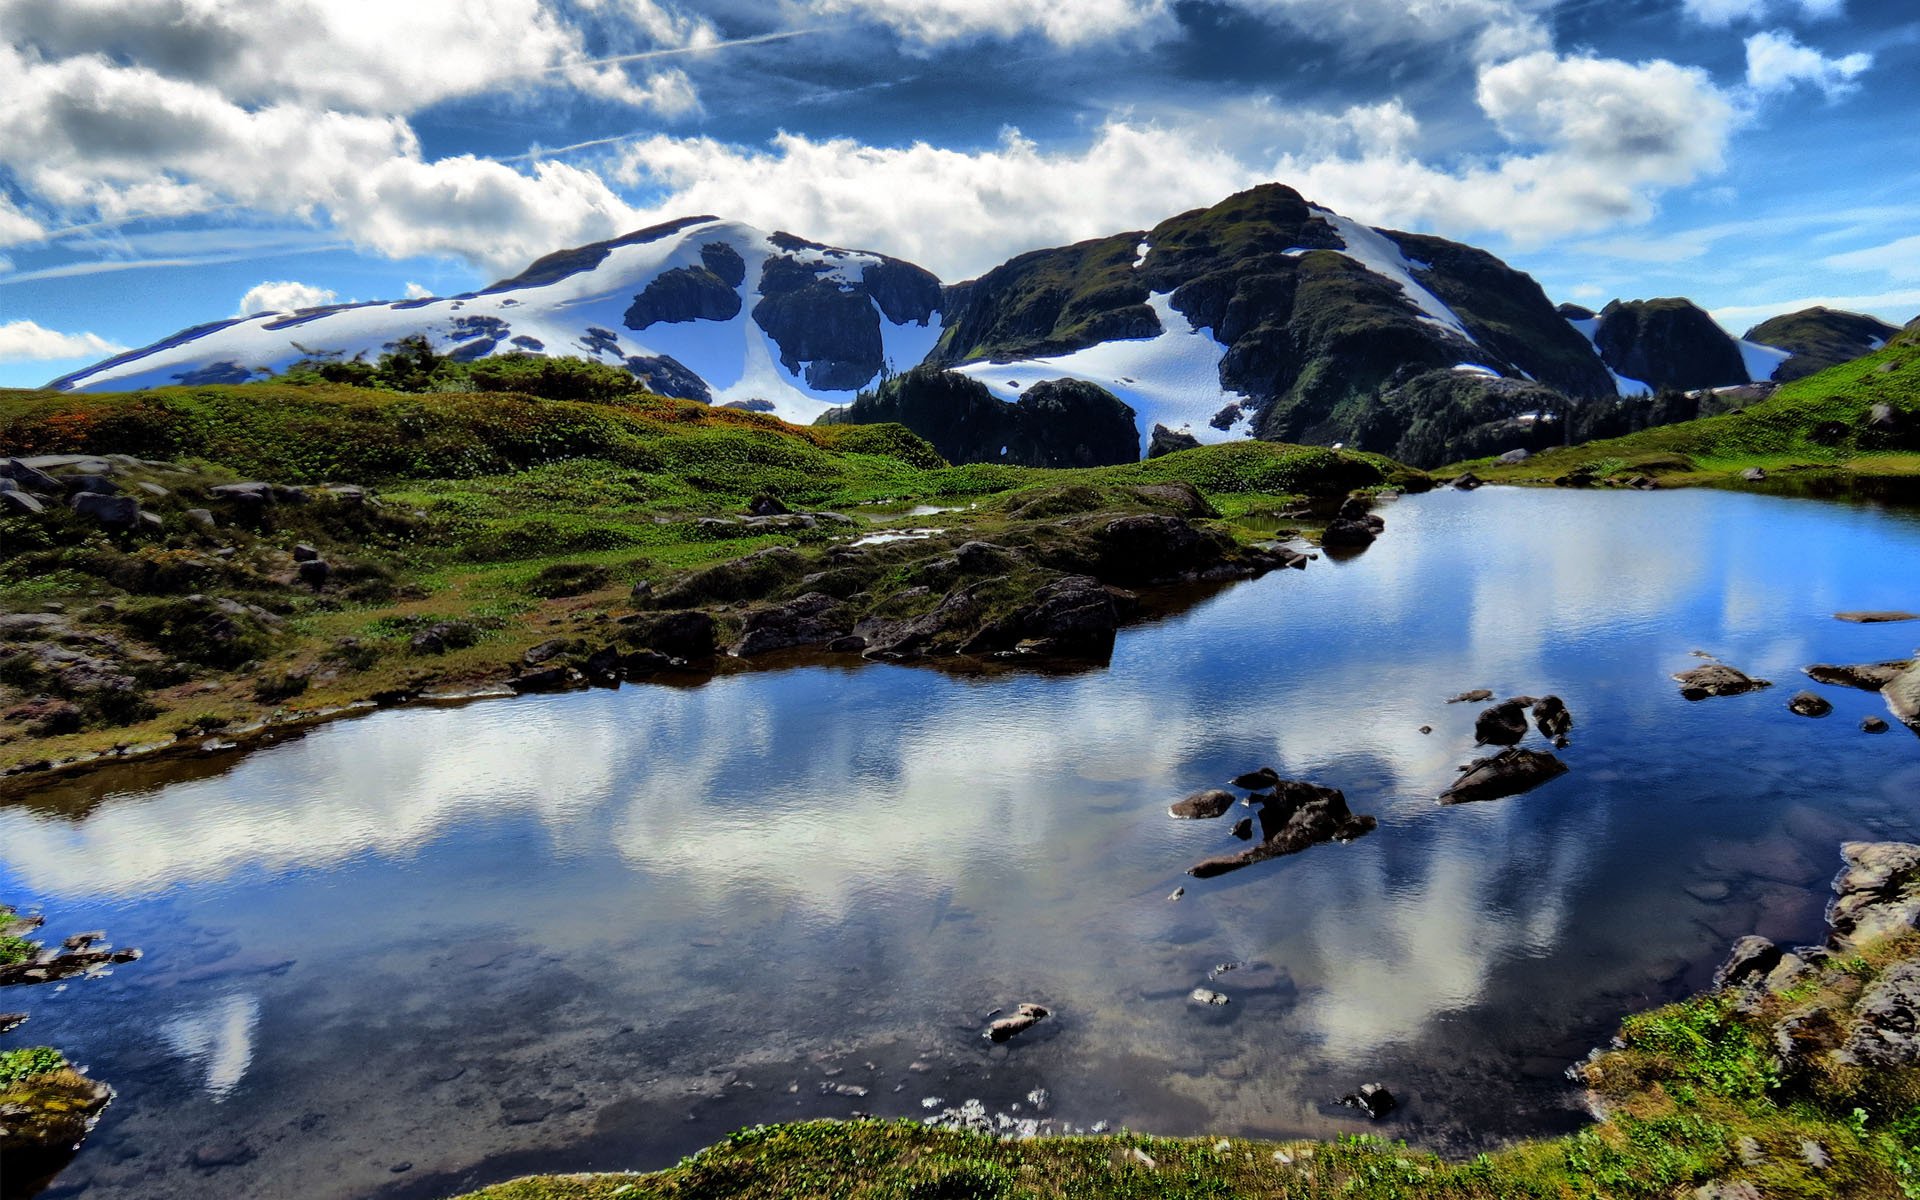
51;217;945;426
1558;298;1788;395
1743;307;1902;383
929;183;1613;461
818;366;1138;468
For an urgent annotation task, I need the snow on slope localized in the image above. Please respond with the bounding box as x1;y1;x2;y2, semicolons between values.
953;292;1254;457
55;220;942;426
1737;339;1791;384
1311;208;1478;346
1564;315;1652;397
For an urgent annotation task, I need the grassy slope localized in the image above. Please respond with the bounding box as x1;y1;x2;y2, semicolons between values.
457;933;1920;1200
1454;323;1920;487
0;381;1415;773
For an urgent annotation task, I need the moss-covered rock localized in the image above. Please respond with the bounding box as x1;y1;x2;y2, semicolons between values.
1745;307;1902;383
819;366;1138;467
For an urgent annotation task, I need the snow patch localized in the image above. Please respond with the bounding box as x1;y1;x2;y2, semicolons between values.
952;291;1255;457
1132;241;1151;270
1452;363;1500;377
1309;208;1478;346
1565;314;1651;398
1737;339;1792;384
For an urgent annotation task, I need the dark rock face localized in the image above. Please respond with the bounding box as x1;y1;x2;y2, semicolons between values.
819;366;1138;468
1593;298;1747;391
1714;936;1786;990
1148;424;1201;458
623;353;711;403
968;574;1126;658
700;241;746;287
1473;698;1533;746
1361;371;1572;470
1170;788;1237;819
1439;748;1568;804
1187;779;1376;877
618;264;737;330
1532;695;1573;738
1338;1082;1396;1120
1675;664;1773;700
483;216;721;292
752;249;942;391
1744;307;1899;382
70;491;140;529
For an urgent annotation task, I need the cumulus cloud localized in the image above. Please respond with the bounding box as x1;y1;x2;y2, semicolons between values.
0;0;707;114
0;319;125;362
236;280;339;316
607;49;1738;277
1824;235;1920;281
1681;0;1843;24
403;282;434;299
809;0;1175;47
1744;29;1871;98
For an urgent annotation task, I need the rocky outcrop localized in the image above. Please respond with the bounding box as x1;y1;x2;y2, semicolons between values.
1147;424;1200;458
1827;842;1920;950
1187;779;1376;877
1885;665;1920;735
1804;661;1910;691
728;593;853;657
622;265;742;330
819;366;1138;467
1592;298;1748;391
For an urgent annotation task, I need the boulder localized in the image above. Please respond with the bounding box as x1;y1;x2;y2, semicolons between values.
963;574;1127;659
1169;789;1236;820
729;592;852;656
1863;716;1890;733
1804;661;1910;691
523;638;572;666
1447;688;1494;704
1842;961;1920;1067
1740;467;1767;482
1230;817;1253;840
1439;748;1568;804
1187;779;1376;877
1338;1082;1396;1120
1788;690;1833;718
69;490;139;529
1147;424;1201;458
297;558;331;588
210;481;274;505
1320;517;1378;549
1452;472;1483;491
1674;664;1772;700
984;1002;1049;1043
746;494;790;517
1713;936;1784;990
1828;841;1920;950
616;609;717;659
1474;698;1533;746
1532;695;1573;739
509;665;574;693
1835;611;1918;624
1232;767;1280;790
1886;664;1920;734
0;457;63;493
0;489;45;515
63;473;118;495
292;543;321;562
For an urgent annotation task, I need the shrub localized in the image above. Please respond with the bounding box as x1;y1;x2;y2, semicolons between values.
524;562;613;598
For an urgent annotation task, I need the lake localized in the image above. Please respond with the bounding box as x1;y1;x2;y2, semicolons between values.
5;485;1920;1200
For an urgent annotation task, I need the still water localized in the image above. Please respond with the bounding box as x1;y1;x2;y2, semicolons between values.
5;486;1920;1199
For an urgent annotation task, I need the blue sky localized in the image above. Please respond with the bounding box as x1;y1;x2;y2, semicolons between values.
0;0;1915;387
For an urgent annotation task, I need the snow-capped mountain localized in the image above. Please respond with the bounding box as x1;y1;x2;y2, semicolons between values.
53;217;945;426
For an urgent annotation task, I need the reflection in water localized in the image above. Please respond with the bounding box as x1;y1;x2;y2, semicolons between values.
160;994;260;1102
3;488;1920;1199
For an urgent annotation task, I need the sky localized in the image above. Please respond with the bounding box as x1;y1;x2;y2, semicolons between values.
0;0;1915;388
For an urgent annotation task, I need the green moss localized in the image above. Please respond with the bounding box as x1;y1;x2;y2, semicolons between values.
0;933;35;966
0;1047;66;1086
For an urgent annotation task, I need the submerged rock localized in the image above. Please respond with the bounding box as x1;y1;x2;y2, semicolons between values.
1789;691;1834;718
1189;988;1230;1006
984;1003;1050;1043
1169;789;1236;820
1439;748;1569;805
1675;664;1773;700
1447;689;1493;704
1188;780;1376;878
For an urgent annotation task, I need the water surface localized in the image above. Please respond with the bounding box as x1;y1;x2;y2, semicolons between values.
5;487;1920;1199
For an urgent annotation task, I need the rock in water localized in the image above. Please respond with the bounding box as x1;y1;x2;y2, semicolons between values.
1447;689;1493;704
1338;1082;1396;1119
1886;664;1920;735
1230;817;1253;841
984;1003;1050;1043
1188;779;1377;878
1189;988;1230;1006
1829;842;1920;951
1439;748;1568;805
1169;789;1236;820
1474;698;1532;746
1835;611;1919;624
1674;664;1772;700
1788;691;1833;718
1231;767;1280;790
1805;661;1911;691
1531;695;1573;739
1863;717;1890;734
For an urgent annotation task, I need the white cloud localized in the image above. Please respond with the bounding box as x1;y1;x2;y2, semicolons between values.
808;0;1176;47
0;318;126;362
1744;29;1871;98
1712;291;1920;329
1682;0;1843;24
0;0;707;115
1824;234;1920;281
237;280;339;316
403;281;433;299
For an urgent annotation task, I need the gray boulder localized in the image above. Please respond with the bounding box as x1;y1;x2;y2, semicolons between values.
70;491;139;529
729;593;852;656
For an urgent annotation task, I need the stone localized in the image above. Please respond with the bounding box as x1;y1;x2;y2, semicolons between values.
0;457;63;493
1189;988;1230;1006
509;666;573;693
1447;689;1493;704
1843;961;1920;1067
1740;467;1767;481
185;507;216;528
297;558;331;588
729;592;853;656
1497;448;1529;463
1188;779;1376;877
1829;841;1920;951
523;638;572;666
210;481;274;505
746;494;790;516
984;1002;1049;1043
1712;936;1783;990
1338;1082;1396;1119
1452;472;1483;490
1835;611;1919;624
1147;424;1201;459
69;490;139;529
617;609;716;659
1886;664;1920;734
1863;716;1890;733
1674;664;1772;700
0;489;44;514
1439;748;1569;805
1169;788;1236;820
1320;517;1378;549
1230;817;1253;841
1474;698;1533;746
292;543;321;562
1788;690;1833;718
1532;695;1573;739
1232;767;1280;790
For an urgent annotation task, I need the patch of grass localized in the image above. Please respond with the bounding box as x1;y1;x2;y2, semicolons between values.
0;1047;66;1086
0;932;37;966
